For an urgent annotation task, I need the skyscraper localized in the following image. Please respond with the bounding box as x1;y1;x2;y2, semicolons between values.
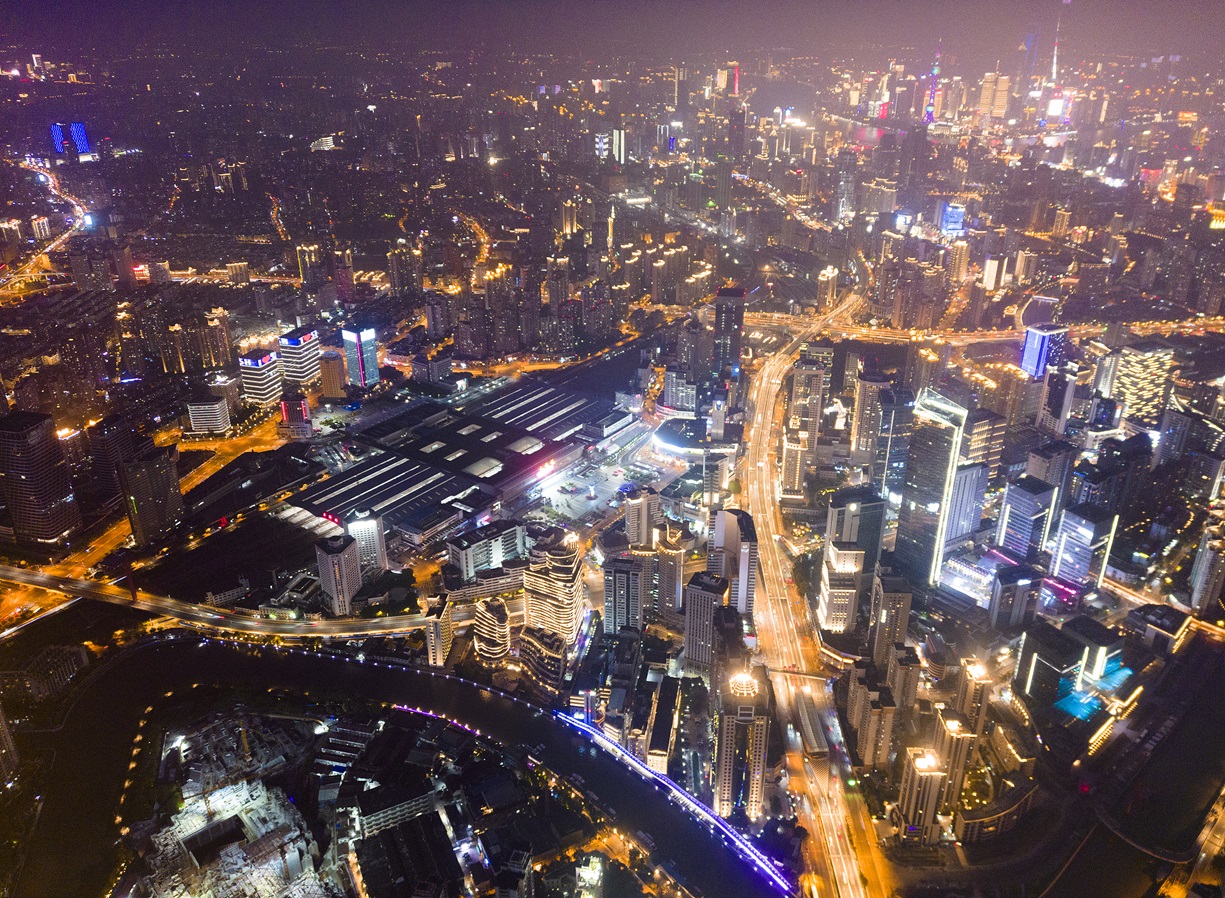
896;748;946;844
869;561;913;669
895;388;969;585
342;324;381;388
817;541;866;634
120;446;184;547
714;667;771;820
525;530;586;646
346;509;388;579
851;371;892;460
1190;519;1225;618
1110;340;1174;425
944;463;989;549
875;387;916;500
473;598;511;665
603;555;647;633
1020;325;1067;379
960;408;1006;480
684;571;728;678
707;509;757;615
86;415;135;497
624;486;659;547
996;476;1057;560
238;350;283;407
316;535;362;616
320;350;347;400
955;657;993;736
0;412;81;544
934;707;976;812
1050;503;1119;589
712;286;746;376
278;326;321;386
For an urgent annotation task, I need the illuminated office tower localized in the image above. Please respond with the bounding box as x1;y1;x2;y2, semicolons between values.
781;428;808;498
520;626;566;694
989;564;1041;631
896;748;946;844
789;349;826;437
1050;503;1118;589
424;599;453;668
316;535;362;617
0;412;81;544
960;408;1006;479
342;324;380;388
0;701;17;784
996;476;1057;560
1027;440;1078;519
278;326;321;386
473;598;511;665
817;541;866;634
654;527;687;622
707;509;757;615
683;571;729;678
238;350;282;407
714;667;771;820
934;707;976;812
346;509;388;579
875;388;915;500
1188;520;1225;618
1020;325;1067;379
603;555;647;633
1038;363;1080;436
624;486;659;547
87;415;135;497
525;530;585;646
296;244;322;287
1109;340;1174;425
120;446;184;547
895;388;969;585
712;286;746;375
386;245;422;296
829;485;886;578
945;463;989;550
869;562;913;669
851;371;892;459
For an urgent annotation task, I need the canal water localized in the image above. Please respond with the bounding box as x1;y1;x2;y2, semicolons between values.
15;638;783;898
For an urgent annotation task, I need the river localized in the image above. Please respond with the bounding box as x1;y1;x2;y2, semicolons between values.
14;638;785;898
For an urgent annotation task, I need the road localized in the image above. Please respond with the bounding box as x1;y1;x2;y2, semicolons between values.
0;563;436;638
739;290;897;898
0;162;88;297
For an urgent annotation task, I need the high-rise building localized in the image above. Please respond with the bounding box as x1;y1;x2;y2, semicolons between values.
1190;519;1225;618
1050;503;1118;589
851;371;892;460
960;408;1006;479
817;266;839;310
603;555;647;633
524;530;585;646
947;240;970;283
1110;340;1174;425
869;561;913;669
120;446;184;547
86;415;135;497
447;520;528;582
424;598;453;668
989;564;1041;631
714;667;771;820
0;412;81;544
320;350;347;401
955;657;992;735
817;541;866;634
1013;620;1082;710
896;748;946;844
624;486;659;547
342;325;380;388
934;707;976;812
789;350;826;439
712;286;746;375
895;388;969;585
707;509;757;615
684;571;729;678
238;350;283;407
828;486;886;572
278;326;321;386
279;392;312;440
1020;325;1067;379
945;463;989;549
187;395;231;434
0;700;17;784
316;535;362;616
520;626;567;694
1027;440;1078;520
875;387;916;500
473;598;512;665
996;476;1057;560
346;509;388;579
654;526;687;623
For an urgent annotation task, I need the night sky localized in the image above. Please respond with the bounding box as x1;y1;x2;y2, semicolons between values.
2;0;1223;74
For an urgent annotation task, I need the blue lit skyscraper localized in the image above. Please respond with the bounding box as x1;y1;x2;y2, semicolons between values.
1020;324;1067;379
342;325;380;388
